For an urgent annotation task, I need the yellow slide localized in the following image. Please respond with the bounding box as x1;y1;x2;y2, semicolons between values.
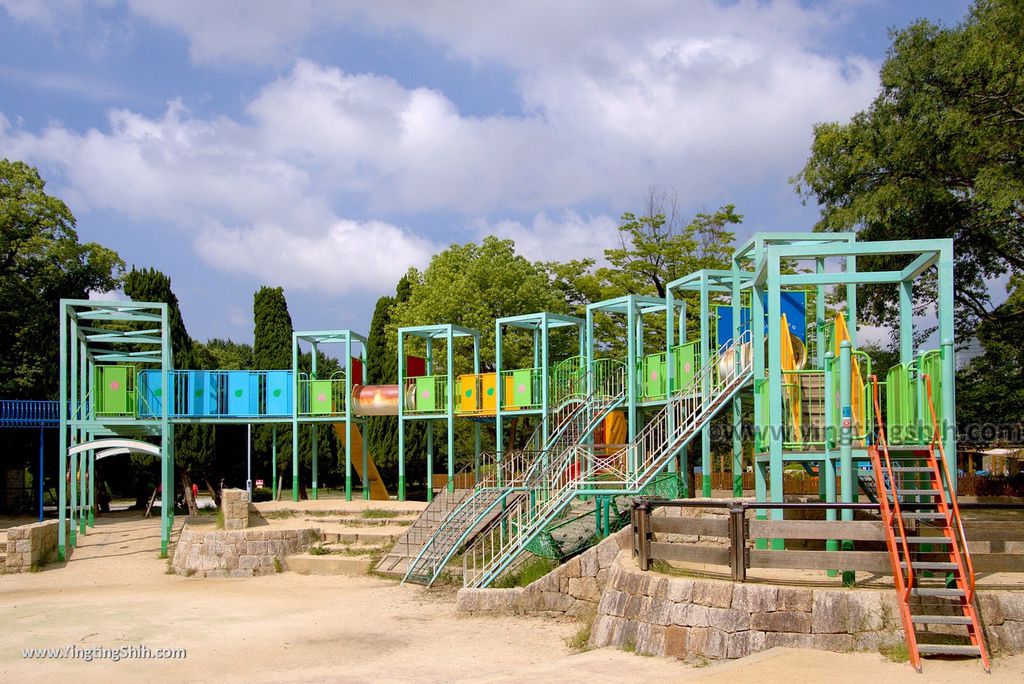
832;313;865;436
332;423;390;500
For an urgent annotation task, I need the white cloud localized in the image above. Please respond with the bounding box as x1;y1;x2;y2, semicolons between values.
195;220;435;295
479;212;620;264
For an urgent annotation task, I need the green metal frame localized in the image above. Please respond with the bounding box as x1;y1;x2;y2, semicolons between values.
397;324;481;502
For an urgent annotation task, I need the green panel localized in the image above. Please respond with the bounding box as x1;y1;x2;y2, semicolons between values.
674;342;697;391
920;350;943;439
99;366;128;415
416;376;436;412
643;353;666;398
512;369;533;406
310;380;333;415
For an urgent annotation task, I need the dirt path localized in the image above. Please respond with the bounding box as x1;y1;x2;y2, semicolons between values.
1;513;1020;682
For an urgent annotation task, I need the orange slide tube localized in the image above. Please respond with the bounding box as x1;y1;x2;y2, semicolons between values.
350;384;403;416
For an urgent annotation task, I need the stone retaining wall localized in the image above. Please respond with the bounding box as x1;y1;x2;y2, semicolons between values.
171;525;321;577
456;528;630;617
4;520;60;572
457;522;1024;660
221;488;251;530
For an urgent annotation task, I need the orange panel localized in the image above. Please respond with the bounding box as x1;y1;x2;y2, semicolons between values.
481;373;498;413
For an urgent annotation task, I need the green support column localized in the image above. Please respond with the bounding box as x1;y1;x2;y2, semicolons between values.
311;342;318;501
397;333;406;501
69;315;79;546
87;447;95;528
625;301;638;473
839;341;855;585
77;336;87;537
495;321;503;479
425;337;434;503
699;273;711;497
271;425;278;501
752;239;767;548
291;335;300;502
938;243;957;486
731;259;743;497
160;306;171;557
447;331;457;494
58;304;67;561
766;248;785;549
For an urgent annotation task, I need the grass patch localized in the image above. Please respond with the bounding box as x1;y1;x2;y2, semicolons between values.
565;609;597;652
308;545;331;556
621;637;637;654
491;556;558;588
361;508;393;519
880;642;909;663
273;556;283;573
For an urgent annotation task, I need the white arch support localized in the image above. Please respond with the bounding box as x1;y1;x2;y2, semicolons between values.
68;438;162;458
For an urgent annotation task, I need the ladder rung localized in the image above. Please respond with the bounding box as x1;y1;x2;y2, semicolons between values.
898;489;940;496
916;644;981;656
905;536;952;543
900;512;947;520
911;587;965;597
900;561;958;570
912;615;973;625
890;466;933;473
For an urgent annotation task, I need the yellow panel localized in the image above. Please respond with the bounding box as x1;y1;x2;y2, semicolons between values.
503;376;517;410
460;374;480;413
480;372;498;412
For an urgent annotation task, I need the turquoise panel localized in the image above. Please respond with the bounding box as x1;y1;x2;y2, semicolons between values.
265;371;292;416
228;371;258;416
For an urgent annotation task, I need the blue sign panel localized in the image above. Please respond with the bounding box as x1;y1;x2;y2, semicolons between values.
716;292;806;346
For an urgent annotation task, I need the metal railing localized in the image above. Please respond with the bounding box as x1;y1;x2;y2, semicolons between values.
462;333;752;588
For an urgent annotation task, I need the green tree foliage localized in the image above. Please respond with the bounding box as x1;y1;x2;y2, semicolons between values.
196;338;253;370
547;188;740;353
252;286;294;479
0;159;123;398
123;268;215;480
793;0;1024;334
392;236;568;371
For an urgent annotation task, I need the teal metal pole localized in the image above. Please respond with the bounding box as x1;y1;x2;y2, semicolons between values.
626;300;637;473
58;303;68;560
346;335;355;501
731;260;743;497
160;303;171;556
397;332;406;501
311;342;318;501
69;315;79;547
361;342;369;500
495;321;503;477
426;336;434;502
766;249;784;549
700;274;711;497
291;335;300;502
88;450;95;528
938;242;957;488
272;425;278;501
839;340;855;585
446;329;456;494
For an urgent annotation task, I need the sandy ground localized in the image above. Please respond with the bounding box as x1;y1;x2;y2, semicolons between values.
1;512;1021;683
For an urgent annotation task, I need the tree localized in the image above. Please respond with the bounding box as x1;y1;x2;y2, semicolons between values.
123;268;214;497
792;0;1024;335
392;236;568;371
252;286;294;485
0;159;123;398
547;188;740;353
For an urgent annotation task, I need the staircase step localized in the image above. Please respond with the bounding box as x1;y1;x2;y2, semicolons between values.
900;561;958;571
916;644;981;656
911;587;965;598
897;489;940;496
912;615;973;625
905;536;951;544
890;466;934;473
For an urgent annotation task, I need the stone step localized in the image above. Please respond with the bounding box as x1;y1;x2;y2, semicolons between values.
917;644;981;656
321;530;400;545
287;553;374;576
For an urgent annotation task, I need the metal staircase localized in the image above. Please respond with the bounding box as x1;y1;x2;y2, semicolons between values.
402;369;627;586
462;331;754;588
375;483;473;576
868;374;989;672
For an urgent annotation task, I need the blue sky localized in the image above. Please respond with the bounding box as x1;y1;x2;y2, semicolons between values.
0;0;972;345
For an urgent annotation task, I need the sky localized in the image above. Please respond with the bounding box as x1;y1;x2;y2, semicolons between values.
0;0;973;345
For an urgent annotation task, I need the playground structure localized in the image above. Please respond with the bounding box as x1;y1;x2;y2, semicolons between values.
45;230;986;669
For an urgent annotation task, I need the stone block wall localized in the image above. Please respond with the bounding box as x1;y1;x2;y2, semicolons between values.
171;525;321;577
456;528;630;617
221;488;251;529
5;520;60;572
588;553;1024;659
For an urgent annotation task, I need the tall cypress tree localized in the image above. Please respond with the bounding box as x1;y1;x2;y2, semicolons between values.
252;286;294;486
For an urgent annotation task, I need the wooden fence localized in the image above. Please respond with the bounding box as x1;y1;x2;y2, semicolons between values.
632;500;1024;582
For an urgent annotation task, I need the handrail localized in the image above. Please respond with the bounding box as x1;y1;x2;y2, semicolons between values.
923;373;976;602
869;375;915;600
